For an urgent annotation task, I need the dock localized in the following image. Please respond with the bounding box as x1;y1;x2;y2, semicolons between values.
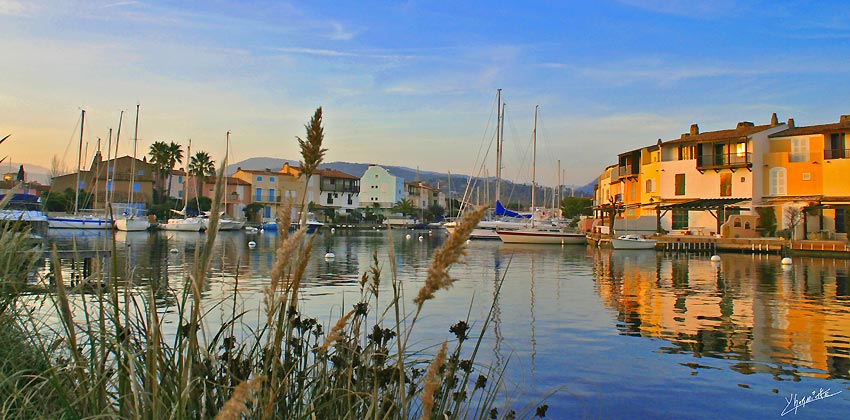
587;233;850;258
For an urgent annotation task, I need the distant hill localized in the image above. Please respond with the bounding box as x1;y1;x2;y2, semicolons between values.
228;157;594;207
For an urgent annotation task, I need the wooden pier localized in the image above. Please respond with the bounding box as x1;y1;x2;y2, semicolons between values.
587;233;850;258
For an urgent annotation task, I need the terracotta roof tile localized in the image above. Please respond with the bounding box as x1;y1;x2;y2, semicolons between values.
663;123;773;145
769;120;850;138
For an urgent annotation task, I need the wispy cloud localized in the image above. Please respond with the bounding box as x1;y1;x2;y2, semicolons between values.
274;47;356;57
0;0;43;17
327;21;359;41
99;1;142;9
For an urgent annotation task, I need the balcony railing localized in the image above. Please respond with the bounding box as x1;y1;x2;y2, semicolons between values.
320;183;360;193
824;149;850;160
696;152;752;170
617;164;635;178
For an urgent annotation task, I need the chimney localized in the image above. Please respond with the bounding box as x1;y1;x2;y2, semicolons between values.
681;133;689;139
840;115;850;124
736;121;755;129
787;118;795;128
771;113;778;126
690;124;699;136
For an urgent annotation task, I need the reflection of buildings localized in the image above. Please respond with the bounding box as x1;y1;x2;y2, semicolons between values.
593;250;850;379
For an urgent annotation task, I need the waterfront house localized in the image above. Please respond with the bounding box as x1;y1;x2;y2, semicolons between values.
314;167;360;217
195;176;252;219
359;164;405;217
656;117;787;235
613;143;661;234
232;168;281;221
51;152;155;214
592;164;620;234
765;115;850;240
405;181;445;220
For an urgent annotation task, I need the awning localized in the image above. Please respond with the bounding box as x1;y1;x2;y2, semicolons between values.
657;198;749;211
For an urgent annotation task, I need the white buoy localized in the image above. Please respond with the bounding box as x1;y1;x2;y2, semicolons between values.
331;227;336;234
324;252;335;260
248;241;257;249
406;234;411;240
418;235;424;241
169;248;179;253
428;230;433;236
781;257;792;265
710;255;721;262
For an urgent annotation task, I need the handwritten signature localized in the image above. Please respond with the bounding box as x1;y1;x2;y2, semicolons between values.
781;387;842;416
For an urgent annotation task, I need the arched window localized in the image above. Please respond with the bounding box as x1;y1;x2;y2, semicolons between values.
769;167;787;196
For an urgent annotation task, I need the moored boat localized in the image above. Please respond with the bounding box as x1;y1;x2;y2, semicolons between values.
611;234;658;250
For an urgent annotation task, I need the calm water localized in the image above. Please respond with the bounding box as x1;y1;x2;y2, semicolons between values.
41;228;850;419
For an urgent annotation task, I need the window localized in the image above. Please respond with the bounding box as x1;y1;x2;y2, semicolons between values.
735;142;746;157
769;167;787;196
133;183;140;193
828;134;846;159
675;174;686;196
790;138;809;162
645;179;654;193
178;190;183;198
672;209;688;230
802;172;811;181
138;169;144;176
327;194;333;204
264;206;271;218
78;181;85;189
269;176;275;182
107;181;113;191
255;188;262;201
678;145;695;160
268;189;275;201
629;183;636;201
720;173;732;197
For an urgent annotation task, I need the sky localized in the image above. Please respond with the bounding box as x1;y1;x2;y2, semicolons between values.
2;0;850;187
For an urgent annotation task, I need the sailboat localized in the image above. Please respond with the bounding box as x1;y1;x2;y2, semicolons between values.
160;140;206;232
205;131;244;231
48;110;114;229
497;105;585;245
444;89;529;239
115;104;151;231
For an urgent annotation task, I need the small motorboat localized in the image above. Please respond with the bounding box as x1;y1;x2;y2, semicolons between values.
611;234;658;250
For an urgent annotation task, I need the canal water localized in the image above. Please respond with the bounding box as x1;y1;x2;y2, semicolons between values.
41;228;850;419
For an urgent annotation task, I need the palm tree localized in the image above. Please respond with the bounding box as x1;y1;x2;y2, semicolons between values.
391;198;417;217
188;150;215;200
148;141;170;202
165;141;183;200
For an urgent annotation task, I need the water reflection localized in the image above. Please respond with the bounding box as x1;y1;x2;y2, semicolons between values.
595;249;850;380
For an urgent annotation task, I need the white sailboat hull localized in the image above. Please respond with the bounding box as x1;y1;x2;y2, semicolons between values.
611;235;658;250
160;218;206;232
446;219;529;240
48;216;113;229
115;217;150;232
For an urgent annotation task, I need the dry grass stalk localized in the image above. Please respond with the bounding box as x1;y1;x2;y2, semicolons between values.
264;225;306;318
319;308;357;351
420;339;448;420
413;206;487;309
213;375;265;420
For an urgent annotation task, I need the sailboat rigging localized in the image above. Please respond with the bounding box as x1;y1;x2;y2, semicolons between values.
48;109;113;229
115;104;151;231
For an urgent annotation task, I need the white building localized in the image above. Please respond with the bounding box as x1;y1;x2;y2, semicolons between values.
359;164;405;215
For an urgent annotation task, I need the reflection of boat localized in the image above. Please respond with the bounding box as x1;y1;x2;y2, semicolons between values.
611;234;657;250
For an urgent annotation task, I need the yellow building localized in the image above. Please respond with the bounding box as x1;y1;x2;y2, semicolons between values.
614;142;661;234
765;115;850;240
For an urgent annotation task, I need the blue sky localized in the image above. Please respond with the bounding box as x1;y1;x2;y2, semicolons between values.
2;0;849;186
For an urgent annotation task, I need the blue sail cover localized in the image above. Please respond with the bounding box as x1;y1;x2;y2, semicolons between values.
494;200;531;219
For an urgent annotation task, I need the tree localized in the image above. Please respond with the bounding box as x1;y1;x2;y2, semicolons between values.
165;141;183;199
560;197;593;220
296;107;328;224
148;141;169;201
188;151;215;201
427;203;445;222
784;206;804;240
756;207;777;237
391;198;417;217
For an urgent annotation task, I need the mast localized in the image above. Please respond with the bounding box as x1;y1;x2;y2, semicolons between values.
183;139;191;213
495;88;501;205
111;111;124;208
225;130;230;216
73;109;85;215
531;105;538;226
127;104;140;217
